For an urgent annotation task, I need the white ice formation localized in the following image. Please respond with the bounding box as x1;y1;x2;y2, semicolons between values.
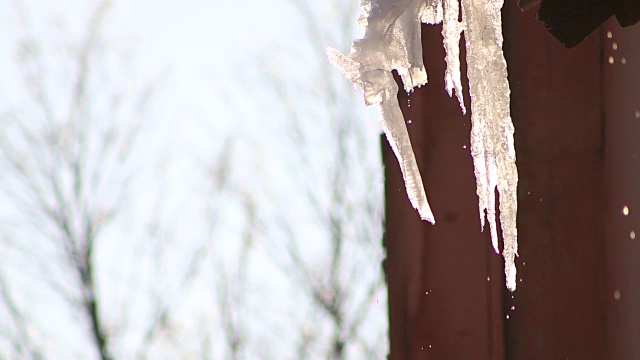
327;0;518;291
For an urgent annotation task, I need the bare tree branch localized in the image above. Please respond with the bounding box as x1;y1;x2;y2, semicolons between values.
0;269;44;360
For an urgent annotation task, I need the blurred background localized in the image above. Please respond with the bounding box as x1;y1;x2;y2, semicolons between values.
0;0;388;359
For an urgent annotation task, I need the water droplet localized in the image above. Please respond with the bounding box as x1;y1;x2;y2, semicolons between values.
506;314;510;319
614;290;621;300
407;120;413;124
607;31;613;39
429;345;432;348
462;145;467;149
635;110;640;119
622;206;629;216
609;56;615;64
621;57;627;64
519;278;523;282
408;99;411;108
523;262;526;266
612;43;618;50
511;305;516;310
630;231;636;240
421;347;424;350
487;276;491;282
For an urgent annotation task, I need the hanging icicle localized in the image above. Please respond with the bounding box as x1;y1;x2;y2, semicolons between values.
327;0;519;291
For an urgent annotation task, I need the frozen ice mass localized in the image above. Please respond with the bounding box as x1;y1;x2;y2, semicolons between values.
327;0;518;291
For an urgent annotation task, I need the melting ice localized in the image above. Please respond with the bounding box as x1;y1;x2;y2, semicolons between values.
327;0;518;291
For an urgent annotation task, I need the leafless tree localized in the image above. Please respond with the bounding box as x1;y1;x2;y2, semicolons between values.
0;2;130;358
213;195;255;360
247;0;389;358
0;1;237;359
0;0;387;358
189;141;255;360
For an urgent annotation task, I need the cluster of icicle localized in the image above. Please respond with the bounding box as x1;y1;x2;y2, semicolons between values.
327;0;518;291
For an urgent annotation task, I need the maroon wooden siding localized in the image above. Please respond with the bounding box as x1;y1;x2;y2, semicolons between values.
383;3;640;359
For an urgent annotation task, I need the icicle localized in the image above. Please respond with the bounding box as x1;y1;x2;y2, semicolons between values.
327;0;518;291
326;0;435;223
462;0;518;291
442;0;466;113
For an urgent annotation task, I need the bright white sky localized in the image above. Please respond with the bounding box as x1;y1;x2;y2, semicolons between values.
0;0;300;127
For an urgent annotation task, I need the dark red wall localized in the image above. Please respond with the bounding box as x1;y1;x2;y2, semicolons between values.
383;3;640;359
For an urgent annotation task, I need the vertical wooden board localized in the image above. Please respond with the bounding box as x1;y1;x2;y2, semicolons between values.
603;19;640;360
384;4;638;360
502;2;606;359
382;133;427;360
383;23;504;360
